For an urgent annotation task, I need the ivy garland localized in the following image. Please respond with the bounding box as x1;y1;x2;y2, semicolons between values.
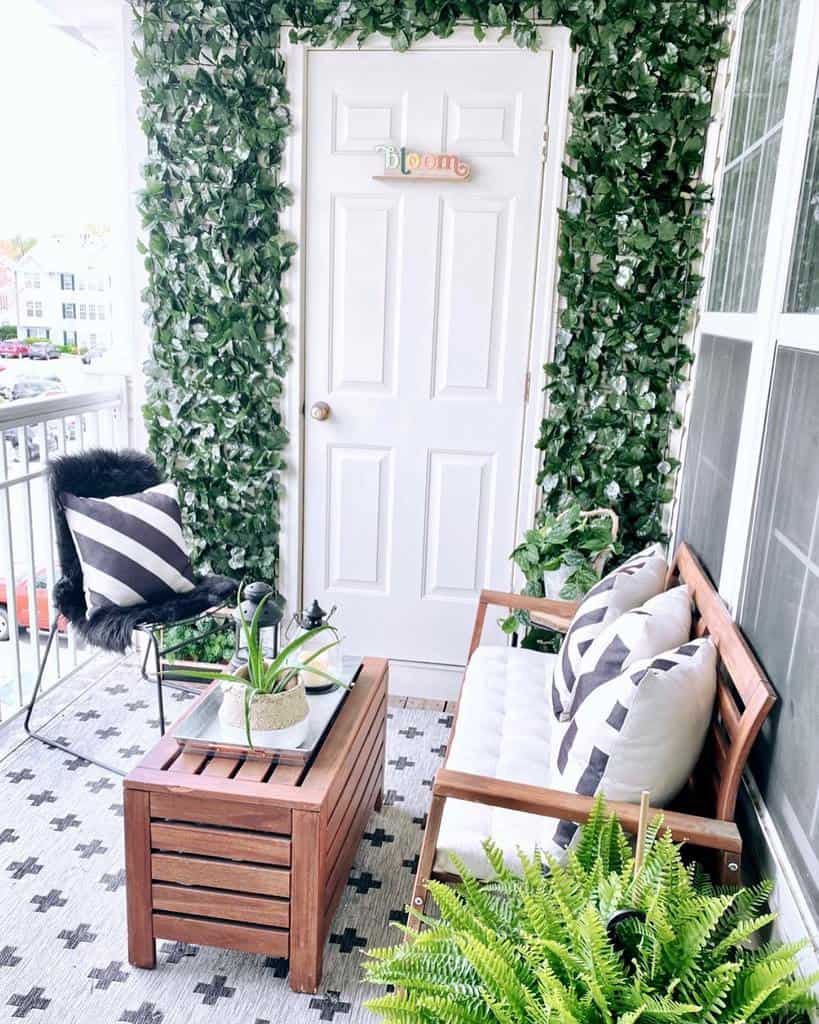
134;0;729;579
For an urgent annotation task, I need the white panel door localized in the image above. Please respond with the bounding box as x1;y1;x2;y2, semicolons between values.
302;41;555;668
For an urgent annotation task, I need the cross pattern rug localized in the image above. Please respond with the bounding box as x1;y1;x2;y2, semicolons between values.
0;658;452;1023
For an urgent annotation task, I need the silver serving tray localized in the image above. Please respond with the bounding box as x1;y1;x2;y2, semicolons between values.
173;656;362;763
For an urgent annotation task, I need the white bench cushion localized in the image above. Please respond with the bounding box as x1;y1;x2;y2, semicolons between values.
435;645;562;876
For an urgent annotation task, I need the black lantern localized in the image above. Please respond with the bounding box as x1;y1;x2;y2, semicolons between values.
285;598;342;692
228;581;283;672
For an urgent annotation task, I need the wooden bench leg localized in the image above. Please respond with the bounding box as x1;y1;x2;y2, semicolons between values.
124;789;156;968
290;809;323;993
407;792;445;936
718;848;742;886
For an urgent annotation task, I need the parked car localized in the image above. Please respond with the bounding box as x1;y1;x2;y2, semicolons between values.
29;342;60;360
11;377;65;401
3;423;59;462
81;346;106;365
0;340;31;359
0;570;67;641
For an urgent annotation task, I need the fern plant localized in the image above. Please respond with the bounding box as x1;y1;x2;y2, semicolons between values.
364;800;817;1024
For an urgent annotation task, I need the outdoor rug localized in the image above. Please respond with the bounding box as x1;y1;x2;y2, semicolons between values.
0;655;453;1023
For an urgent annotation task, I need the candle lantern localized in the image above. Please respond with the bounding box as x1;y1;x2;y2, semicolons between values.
228;581;283;672
286;598;342;692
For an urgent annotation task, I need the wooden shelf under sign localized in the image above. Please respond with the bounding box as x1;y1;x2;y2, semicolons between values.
372;174;470;183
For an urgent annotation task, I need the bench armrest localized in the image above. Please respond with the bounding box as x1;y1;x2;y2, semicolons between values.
468;589;579;657
479;588;580;621
433;768;742;854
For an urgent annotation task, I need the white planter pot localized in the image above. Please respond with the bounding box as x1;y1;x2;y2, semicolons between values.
219;672;310;748
543;552;611;600
543;564;573;599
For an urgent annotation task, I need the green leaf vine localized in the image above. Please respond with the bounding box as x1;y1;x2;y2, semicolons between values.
134;0;729;577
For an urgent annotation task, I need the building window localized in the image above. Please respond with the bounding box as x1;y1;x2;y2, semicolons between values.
89;333;97;344
708;0;799;313
25;300;43;318
97;305;106;320
785;76;819;313
741;347;819;910
63;330;78;346
675;335;751;583
78;304;87;320
62;303;76;319
23;272;40;289
681;6;819;928
88;305;97;321
60;273;75;291
24;327;49;339
0;295;8;312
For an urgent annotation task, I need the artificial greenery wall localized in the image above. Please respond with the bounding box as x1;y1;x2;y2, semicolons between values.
135;0;729;577
135;2;292;579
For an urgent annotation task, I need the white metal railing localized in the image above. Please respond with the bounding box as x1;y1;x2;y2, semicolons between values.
0;384;128;720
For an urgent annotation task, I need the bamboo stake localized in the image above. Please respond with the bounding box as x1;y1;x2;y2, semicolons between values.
634;790;651;875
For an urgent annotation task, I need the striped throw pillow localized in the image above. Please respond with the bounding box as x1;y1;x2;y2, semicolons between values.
551;545;667;720
61;482;196;616
549;637;716;853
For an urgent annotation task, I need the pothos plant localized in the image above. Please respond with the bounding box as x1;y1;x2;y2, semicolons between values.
501;502;620;637
134;0;729;576
364;799;818;1024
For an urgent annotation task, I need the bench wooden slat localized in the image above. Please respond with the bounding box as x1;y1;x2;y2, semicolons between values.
153;914;288;958
150;822;291;866
152;883;289;928
151;792;291;834
151;853;290;897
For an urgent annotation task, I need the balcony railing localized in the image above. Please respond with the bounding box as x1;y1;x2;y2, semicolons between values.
0;384;127;720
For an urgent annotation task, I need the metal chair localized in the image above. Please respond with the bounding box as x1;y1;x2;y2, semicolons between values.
24;448;237;775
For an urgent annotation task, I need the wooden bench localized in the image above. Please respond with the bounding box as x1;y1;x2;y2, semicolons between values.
410;543;775;925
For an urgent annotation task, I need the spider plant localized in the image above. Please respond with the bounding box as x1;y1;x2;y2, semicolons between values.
185;593;345;746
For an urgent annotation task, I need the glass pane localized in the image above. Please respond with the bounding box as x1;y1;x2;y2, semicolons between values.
707;0;798;313
785;75;819;313
741;347;819;912
675;335;751;582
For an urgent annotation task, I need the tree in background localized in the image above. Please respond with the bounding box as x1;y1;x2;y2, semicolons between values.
0;235;36;262
0;325;18;341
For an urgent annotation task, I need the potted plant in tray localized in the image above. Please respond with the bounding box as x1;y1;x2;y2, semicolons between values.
187;595;344;748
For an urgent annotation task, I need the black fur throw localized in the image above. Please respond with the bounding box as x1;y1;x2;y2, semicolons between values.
50;448;237;653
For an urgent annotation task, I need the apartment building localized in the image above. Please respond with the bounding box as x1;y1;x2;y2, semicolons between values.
0;257;14;328
12;234;113;349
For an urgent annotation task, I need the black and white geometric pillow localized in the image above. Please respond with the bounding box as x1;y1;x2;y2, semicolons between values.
549;636;717;852
551;545;667;720
61;482;196;616
563;584;692;720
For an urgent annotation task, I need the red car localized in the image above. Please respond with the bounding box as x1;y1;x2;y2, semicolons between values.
0;570;67;640
0;340;31;358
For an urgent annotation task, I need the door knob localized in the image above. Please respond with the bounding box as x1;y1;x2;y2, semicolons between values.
311;401;331;421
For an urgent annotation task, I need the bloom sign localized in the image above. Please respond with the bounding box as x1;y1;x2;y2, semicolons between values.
374;144;471;181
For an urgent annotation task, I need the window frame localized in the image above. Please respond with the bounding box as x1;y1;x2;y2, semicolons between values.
674;0;819;612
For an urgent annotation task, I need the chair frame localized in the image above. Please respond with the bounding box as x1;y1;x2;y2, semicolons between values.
409;543;776;929
24;606;231;777
22;448;236;777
